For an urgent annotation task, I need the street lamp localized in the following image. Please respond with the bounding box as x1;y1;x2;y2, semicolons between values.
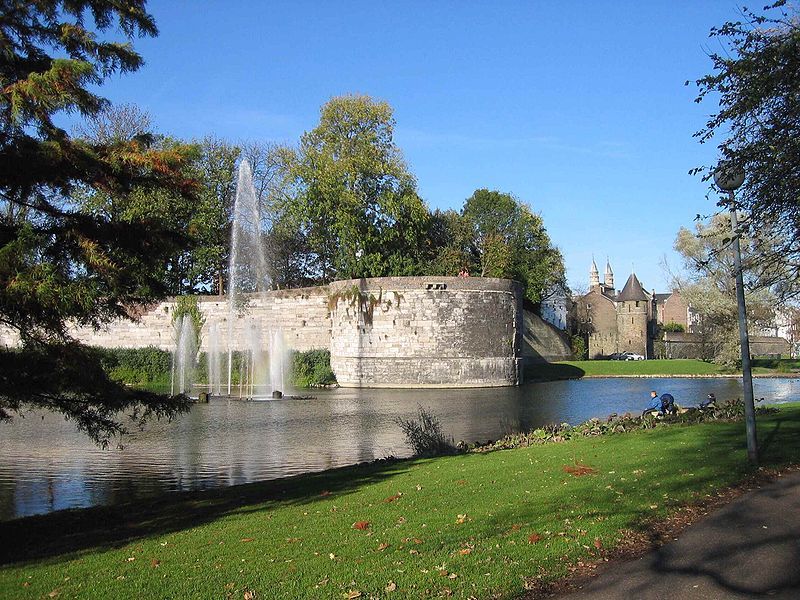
713;163;758;464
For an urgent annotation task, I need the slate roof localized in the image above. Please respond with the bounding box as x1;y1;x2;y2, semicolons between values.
654;293;672;304
617;273;649;302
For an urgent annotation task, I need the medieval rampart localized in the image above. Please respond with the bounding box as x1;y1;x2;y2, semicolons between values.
327;277;523;387
0;277;575;387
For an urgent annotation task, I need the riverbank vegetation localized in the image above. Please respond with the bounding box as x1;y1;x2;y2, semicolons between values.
94;346;337;389
2;404;799;599
525;358;800;381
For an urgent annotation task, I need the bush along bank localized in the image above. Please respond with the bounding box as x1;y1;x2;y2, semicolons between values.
94;346;337;389
470;397;779;452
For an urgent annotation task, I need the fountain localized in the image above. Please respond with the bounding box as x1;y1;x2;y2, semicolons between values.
171;314;197;395
226;160;286;399
207;321;222;395
269;329;290;396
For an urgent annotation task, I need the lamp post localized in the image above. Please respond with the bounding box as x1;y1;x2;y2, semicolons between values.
713;164;758;464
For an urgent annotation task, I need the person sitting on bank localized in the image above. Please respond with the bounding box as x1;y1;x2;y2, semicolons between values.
644;390;662;415
700;393;716;409
644;390;676;416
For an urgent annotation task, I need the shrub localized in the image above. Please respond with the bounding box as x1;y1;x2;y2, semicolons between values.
663;322;686;333
291;349;336;388
92;346;171;385
396;406;460;457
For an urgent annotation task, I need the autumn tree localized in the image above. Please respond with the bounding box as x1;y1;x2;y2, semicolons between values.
291;95;429;283
0;0;195;444
674;215;780;366
692;1;800;301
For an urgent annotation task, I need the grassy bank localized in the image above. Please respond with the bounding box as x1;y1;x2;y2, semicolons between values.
2;405;800;599
526;358;800;381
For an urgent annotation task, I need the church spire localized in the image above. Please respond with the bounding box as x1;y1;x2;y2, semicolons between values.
590;258;600;288
604;258;614;289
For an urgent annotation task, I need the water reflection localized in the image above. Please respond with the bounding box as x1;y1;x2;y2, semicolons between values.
1;377;797;520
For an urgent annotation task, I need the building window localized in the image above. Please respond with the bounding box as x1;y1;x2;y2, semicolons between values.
631;317;634;324
635;301;639;307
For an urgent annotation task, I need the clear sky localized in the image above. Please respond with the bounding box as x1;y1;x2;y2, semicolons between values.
94;0;744;293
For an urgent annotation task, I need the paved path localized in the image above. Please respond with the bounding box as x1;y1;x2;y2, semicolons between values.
558;471;800;599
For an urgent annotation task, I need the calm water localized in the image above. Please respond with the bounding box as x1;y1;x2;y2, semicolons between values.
1;377;797;521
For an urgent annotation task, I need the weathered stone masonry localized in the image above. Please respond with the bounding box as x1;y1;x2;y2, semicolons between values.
0;277;571;387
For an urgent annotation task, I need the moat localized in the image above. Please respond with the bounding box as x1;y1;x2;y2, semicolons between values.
2;377;798;521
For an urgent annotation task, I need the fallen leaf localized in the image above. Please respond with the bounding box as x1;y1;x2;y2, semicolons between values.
345;591;362;599
448;572;458;579
240;538;255;543
415;484;422;491
22;582;30;588
225;583;235;590
385;581;397;592
593;538;602;549
353;521;370;530
48;591;59;599
243;590;256;600
455;514;468;524
384;493;402;503
413;538;423;544
286;537;301;543
510;524;521;531
528;533;542;544
562;463;598;476
459;548;472;555
377;542;390;551
409;549;419;554
329;553;336;560
438;569;448;576
151;558;160;568
125;557;136;562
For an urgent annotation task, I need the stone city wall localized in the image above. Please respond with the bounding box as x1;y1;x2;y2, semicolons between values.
328;277;523;387
4;277;552;387
68;287;332;353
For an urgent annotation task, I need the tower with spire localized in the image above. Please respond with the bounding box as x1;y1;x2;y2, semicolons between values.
577;257;655;358
604;260;614;291
589;259;600;289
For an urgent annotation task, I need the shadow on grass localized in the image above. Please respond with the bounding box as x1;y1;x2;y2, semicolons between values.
0;456;417;567
524;361;586;382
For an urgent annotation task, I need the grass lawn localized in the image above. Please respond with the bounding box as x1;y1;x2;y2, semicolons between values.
526;358;800;381
2;405;800;599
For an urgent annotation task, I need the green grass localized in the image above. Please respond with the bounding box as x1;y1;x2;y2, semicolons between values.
751;358;800;375
527;358;800;380
527;359;725;380
3;405;800;599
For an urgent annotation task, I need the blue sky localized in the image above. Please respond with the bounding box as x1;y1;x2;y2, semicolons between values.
95;0;743;292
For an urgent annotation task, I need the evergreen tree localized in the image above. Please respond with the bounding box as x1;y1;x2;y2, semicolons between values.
0;0;194;445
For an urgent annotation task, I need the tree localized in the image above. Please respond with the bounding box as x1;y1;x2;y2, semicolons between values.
674;215;778;365
291;95;429;283
1;1;194;445
422;209;476;276
692;1;800;301
462;189;566;304
187;137;240;294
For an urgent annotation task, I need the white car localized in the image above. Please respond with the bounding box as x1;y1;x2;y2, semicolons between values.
623;352;645;361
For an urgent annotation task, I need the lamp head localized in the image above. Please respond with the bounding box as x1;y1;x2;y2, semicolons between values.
713;163;745;191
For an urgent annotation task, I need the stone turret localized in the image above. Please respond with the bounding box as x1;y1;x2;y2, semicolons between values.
590;259;600;289
616;272;649;357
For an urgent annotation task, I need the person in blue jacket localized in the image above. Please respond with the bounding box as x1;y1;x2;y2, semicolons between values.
645;390;676;415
